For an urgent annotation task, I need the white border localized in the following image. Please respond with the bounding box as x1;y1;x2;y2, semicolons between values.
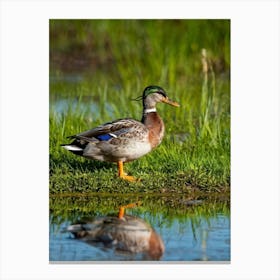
1;0;279;279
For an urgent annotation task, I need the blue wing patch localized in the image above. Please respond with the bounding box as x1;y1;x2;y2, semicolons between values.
96;134;114;141
95;128;130;141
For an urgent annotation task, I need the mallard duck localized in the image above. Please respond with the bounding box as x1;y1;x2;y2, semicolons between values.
62;85;179;181
65;203;165;260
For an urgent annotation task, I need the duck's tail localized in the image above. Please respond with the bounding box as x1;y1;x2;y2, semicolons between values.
61;144;83;151
61;144;84;156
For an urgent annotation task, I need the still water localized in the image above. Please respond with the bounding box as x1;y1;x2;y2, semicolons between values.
49;207;230;262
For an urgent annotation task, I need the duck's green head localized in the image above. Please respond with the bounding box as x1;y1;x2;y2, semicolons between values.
143;85;166;99
141;85;180;108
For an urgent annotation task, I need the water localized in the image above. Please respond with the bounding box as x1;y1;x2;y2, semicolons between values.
49;211;230;262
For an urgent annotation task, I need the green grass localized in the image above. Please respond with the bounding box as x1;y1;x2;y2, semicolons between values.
49;19;230;194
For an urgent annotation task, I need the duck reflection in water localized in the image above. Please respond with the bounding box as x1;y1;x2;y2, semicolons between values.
65;203;165;260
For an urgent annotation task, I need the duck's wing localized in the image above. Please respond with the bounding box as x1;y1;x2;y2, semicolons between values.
69;118;147;143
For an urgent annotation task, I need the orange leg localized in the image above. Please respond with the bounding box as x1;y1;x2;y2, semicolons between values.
118;202;142;219
117;161;139;182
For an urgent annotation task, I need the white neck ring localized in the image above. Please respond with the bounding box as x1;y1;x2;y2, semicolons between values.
144;108;157;114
